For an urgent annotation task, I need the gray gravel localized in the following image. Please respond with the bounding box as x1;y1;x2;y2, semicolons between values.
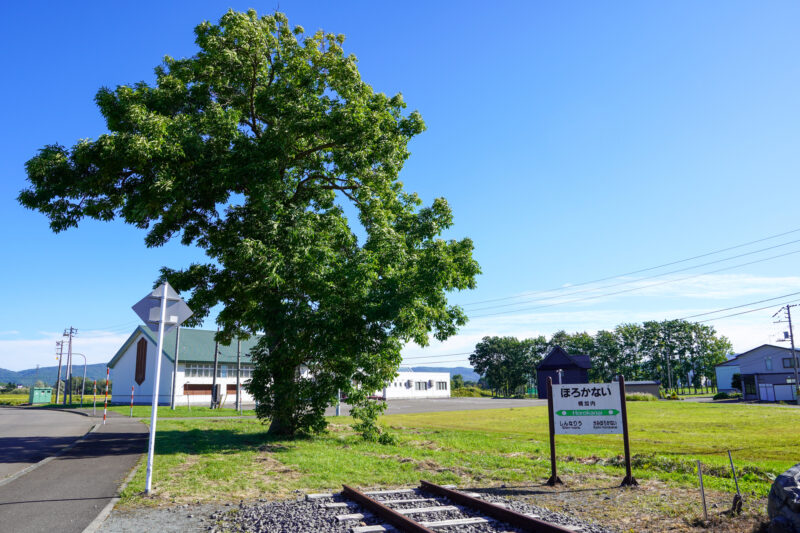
218;488;617;533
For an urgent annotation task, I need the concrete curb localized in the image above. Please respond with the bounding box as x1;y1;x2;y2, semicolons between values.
0;422;100;488
81;459;141;533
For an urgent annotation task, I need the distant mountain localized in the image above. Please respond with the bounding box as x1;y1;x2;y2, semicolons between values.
0;368;21;384
0;363;109;386
410;366;480;383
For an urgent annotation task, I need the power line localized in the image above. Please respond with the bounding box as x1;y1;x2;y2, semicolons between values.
678;291;800;320
469;248;800;319
696;298;800;324
461;227;800;307
401;352;472;360
402;358;472;365
465;237;800;312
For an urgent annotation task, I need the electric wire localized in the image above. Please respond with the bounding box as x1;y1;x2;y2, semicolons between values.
677;291;800;320
461;227;800;306
464;238;800;312
468;248;800;318
696;297;800;324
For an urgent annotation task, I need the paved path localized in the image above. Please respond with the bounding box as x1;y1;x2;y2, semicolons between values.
325;397;547;416
0;411;147;533
0;407;96;480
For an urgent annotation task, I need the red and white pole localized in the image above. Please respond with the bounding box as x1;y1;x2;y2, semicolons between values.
130;385;134;417
103;367;109;425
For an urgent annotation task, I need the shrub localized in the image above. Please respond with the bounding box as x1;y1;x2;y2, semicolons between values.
713;392;742;400
626;393;657;401
451;386;493;398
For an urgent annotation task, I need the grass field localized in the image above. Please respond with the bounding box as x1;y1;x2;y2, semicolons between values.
30;403;256;418
120;400;800;511
0;393;29;405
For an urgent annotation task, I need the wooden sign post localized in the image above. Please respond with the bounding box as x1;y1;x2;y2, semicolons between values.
546;377;562;485
546;375;637;487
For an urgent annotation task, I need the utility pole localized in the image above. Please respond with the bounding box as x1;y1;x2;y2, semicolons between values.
63;327;77;405
170;325;181;410
774;304;800;405
211;327;220;409
236;338;241;413
54;341;64;404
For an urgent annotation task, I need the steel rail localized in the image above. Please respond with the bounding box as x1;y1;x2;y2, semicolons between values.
420;480;576;533
341;485;436;533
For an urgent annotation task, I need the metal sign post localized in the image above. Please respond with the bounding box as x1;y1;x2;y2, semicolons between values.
132;282;192;494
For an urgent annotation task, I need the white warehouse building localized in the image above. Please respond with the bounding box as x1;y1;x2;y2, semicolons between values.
108;326;450;406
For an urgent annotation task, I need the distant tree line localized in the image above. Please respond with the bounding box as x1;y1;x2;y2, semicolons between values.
469;320;733;396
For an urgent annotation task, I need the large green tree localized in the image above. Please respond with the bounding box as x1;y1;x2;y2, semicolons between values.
469;336;544;396
19;10;479;436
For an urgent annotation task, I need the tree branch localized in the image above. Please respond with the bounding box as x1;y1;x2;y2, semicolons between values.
292;142;338;162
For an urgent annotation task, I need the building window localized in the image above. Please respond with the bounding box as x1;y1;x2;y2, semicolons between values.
783;358;797;369
135;338;147;385
436;381;447;390
415;381;428;391
184;384;213;395
765;357;772;370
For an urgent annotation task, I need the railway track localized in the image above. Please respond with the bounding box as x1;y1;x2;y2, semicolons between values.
309;480;583;533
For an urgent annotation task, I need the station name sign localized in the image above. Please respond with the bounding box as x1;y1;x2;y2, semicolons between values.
552;384;623;435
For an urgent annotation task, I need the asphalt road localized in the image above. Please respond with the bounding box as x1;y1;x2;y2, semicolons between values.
0;410;147;533
0;407;96;480
324;397;547;416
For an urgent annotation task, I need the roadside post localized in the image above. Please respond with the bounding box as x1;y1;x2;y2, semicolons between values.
103;367;109;424
697;460;708;521
546;375;637;486
130;386;134;417
132;282;192;494
93;380;96;416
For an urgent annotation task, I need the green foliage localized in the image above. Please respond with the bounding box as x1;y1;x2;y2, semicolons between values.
469;336;546;396
625;392;657;401
19;9;479;437
450;374;464;389
545;321;732;388
713;391;742;400
349;398;395;444
450;385;493;397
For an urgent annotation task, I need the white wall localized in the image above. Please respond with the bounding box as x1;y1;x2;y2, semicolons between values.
110;333;173;406
381;372;450;399
715;365;741;393
173;365;255;407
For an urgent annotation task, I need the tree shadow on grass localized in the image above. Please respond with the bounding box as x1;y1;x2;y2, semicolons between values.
152;428;315;456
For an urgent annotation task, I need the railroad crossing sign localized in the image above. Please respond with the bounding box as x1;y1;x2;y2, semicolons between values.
132;282;192;333
132;281;192;494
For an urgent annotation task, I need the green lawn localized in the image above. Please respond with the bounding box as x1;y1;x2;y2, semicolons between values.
31;403;255;418
107;405;256;418
120;401;800;507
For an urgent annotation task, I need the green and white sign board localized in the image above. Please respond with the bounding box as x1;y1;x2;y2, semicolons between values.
552;383;622;435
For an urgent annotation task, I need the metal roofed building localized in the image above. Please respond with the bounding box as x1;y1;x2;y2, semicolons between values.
108;326;261;406
108;327;451;406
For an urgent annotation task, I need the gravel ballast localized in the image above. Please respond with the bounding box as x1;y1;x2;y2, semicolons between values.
218;488;617;533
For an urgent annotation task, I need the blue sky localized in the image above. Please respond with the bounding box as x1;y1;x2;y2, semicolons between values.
2;1;800;371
